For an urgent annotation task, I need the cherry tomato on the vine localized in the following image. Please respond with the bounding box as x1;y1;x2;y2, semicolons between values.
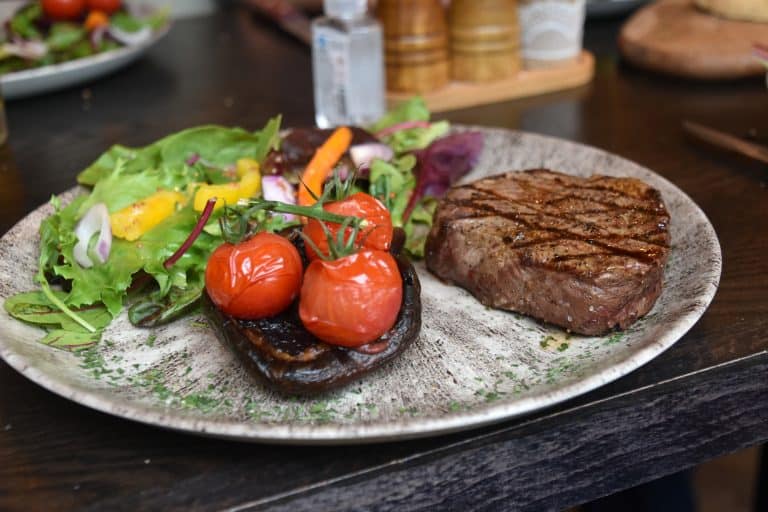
86;0;122;14
42;0;86;20
303;192;393;260
299;249;402;347
205;233;303;320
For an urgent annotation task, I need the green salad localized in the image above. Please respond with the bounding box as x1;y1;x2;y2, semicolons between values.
1;1;167;75
4;98;484;350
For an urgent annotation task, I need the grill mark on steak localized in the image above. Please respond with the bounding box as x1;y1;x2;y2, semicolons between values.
471;168;662;200
540;194;662;215
447;199;665;265
461;189;669;245
459;177;666;217
446;170;669;261
425;169;671;335
460;172;666;222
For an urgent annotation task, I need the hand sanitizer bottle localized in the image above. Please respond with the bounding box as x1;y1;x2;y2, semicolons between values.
312;0;385;128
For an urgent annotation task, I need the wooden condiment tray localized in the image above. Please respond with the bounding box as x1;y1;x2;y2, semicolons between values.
386;50;594;112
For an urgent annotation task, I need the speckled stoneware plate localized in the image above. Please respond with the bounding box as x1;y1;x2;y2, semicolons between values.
0;128;721;444
1;25;170;101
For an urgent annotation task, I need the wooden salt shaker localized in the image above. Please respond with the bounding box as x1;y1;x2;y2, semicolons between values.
377;0;450;93
449;0;521;82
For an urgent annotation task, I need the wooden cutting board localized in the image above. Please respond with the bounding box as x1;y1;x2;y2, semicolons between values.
619;0;768;79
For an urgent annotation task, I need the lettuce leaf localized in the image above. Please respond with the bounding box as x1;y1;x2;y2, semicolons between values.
39;195;138;315
128;272;205;327
369;155;416;227
77;144;160;186
79;163;204;215
110;12;146;33
77;118;281;186
4;289;112;350
46;23;86;52
370;97;430;132
158;123;280;169
9;4;42;40
109;9;169;33
371;98;450;154
4;290;112;333
50;203;219;316
387;121;450;154
403;197;438;258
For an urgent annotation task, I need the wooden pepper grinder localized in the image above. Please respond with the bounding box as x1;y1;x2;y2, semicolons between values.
449;0;521;82
377;0;450;93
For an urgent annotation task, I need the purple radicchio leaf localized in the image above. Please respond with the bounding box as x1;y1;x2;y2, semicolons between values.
404;131;484;220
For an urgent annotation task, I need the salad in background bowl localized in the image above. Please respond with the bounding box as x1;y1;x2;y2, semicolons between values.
0;0;169;99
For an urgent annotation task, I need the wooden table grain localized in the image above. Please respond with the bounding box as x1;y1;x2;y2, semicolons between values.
1;9;766;512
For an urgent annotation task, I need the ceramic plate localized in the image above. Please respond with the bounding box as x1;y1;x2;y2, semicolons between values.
1;25;170;100
0;128;721;444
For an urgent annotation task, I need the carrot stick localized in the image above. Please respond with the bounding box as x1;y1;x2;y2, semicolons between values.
84;10;109;31
297;126;353;206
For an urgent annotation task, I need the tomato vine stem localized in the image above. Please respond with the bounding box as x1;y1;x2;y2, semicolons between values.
239;199;367;228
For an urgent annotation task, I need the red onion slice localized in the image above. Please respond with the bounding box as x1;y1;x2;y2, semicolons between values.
349;143;394;169
262;176;297;221
2;40;48;60
74;203;112;268
89;26;106;50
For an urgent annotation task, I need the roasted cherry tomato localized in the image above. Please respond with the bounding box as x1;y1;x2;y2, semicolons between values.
299;249;402;346
42;0;86;20
205;233;303;320
86;0;122;14
302;192;393;260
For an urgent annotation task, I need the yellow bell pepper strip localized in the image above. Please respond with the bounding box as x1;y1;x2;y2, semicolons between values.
110;190;187;241
235;158;260;178
193;166;262;212
297;126;353;206
193;182;241;212
238;170;262;198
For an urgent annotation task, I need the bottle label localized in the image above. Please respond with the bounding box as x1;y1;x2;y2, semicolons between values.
518;0;585;61
313;28;350;124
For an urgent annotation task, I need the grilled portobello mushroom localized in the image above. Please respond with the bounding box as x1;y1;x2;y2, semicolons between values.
202;232;421;395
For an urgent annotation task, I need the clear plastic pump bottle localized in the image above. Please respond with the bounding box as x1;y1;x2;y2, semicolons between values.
312;0;385;128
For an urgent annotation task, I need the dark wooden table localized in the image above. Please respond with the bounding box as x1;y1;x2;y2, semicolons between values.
1;8;767;512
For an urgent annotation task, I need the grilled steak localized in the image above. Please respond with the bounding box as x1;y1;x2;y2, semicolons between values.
425;169;670;335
